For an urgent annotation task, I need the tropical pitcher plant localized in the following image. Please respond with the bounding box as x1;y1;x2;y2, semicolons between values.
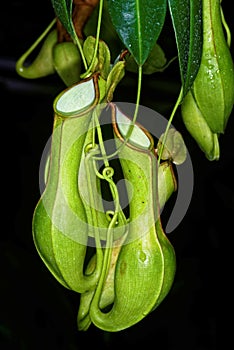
16;0;233;332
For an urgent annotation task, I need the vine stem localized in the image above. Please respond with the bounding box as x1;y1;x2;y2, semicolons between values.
70;0;104;72
15;18;57;74
157;87;183;165
94;110;109;168
73;30;88;70
81;0;104;78
92;64;143;163
87;65;143;314
84;148;103;250
83;64;142;311
124;64;143;142
220;1;231;47
89;172;121;314
68;5;88;71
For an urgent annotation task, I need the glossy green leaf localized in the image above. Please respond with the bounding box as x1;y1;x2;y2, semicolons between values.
51;0;76;40
168;0;203;97
107;0;167;65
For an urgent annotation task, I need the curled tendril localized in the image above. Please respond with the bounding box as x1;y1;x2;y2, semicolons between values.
102;166;114;178
84;108;128;252
84;141;125;236
105;210;119;225
84;142;99;154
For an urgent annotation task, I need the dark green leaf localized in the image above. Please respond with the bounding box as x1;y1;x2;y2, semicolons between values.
168;0;202;97
107;0;167;65
51;0;75;40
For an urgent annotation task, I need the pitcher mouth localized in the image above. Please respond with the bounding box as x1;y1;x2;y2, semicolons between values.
111;102;155;153
53;74;100;118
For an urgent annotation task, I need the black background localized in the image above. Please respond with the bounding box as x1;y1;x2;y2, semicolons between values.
1;1;233;349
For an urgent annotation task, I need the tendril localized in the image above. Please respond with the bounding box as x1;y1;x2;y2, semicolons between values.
92;65;143;162
220;2;231;47
84;145;102;249
157;87;183;165
81;0;104;78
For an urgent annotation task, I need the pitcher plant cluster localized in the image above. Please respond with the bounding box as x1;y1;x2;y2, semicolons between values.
16;0;234;332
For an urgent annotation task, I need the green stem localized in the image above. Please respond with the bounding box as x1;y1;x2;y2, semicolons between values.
94;108;109;168
124;64;143;142
93;64;143;162
91;109;126;228
81;0;104;78
27;18;56;49
92;112;127;232
157;87;183;165
220;2;231;47
74;34;88;70
85;115;122;303
89;175;120;312
84;148;102;250
71;22;88;70
16;18;56;71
